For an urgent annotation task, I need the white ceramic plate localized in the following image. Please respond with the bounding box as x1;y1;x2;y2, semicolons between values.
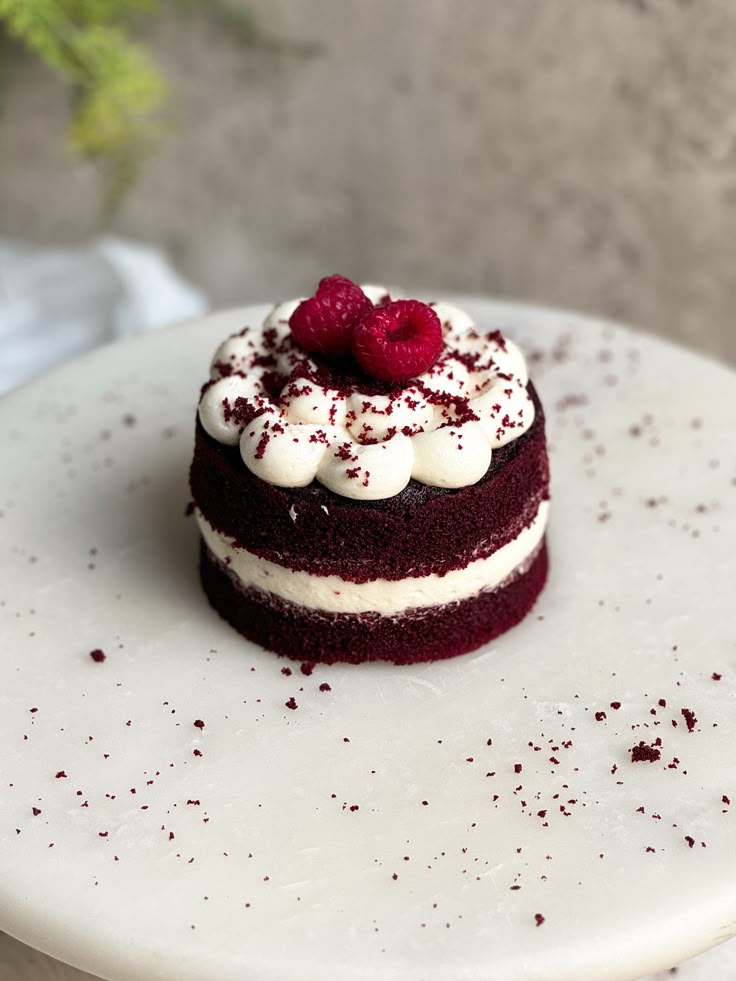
0;300;735;981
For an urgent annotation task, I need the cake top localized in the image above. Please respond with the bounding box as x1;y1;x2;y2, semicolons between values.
198;276;536;500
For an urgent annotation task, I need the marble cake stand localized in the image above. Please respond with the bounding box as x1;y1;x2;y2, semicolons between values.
0;300;734;981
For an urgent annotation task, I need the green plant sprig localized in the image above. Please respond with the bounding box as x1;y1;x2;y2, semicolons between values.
0;0;168;213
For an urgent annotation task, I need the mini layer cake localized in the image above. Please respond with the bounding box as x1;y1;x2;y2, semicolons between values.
190;277;550;664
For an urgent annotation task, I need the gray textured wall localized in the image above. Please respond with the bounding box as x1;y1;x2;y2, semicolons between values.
2;0;736;365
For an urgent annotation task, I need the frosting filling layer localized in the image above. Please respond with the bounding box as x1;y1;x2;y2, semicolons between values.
198;539;549;664
195;500;548;615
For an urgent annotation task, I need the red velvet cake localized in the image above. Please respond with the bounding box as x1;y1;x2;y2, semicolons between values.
190;277;550;664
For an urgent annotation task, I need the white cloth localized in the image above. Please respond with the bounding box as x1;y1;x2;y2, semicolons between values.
0;236;208;394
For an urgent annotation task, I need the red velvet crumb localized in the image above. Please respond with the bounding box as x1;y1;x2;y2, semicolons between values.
630;741;661;763
681;708;697;732
89;648;106;663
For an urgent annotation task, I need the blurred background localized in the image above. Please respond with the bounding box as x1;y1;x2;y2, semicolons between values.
4;0;736;360
2;0;736;371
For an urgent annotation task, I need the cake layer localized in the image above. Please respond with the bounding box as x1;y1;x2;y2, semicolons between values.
190;383;549;583
198;538;549;664
195;501;548;614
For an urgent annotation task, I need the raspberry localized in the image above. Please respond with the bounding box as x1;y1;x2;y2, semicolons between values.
315;274;357;296
289;275;373;356
352;299;443;382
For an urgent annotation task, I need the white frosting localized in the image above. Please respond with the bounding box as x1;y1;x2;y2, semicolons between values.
198;289;537;499
281;384;347;427
317;434;414;501
431;301;476;334
474;376;536;449
198;375;266;446
346;387;433;441
263;298;304;329
419;356;471;398
196;501;549;615
240;415;334;488
411;421;492;488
